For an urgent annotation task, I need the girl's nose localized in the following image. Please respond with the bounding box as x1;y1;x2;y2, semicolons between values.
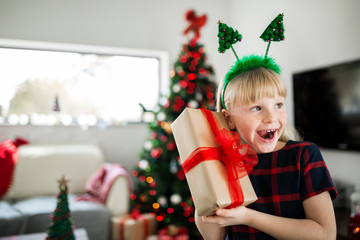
263;110;276;123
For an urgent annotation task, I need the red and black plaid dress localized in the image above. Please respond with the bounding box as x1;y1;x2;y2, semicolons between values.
227;140;337;240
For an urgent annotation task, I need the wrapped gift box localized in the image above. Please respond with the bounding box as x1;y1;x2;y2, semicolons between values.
171;108;258;216
112;212;157;240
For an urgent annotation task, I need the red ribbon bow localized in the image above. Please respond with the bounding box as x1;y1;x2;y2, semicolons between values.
130;208;141;219
119;209;149;240
215;128;258;181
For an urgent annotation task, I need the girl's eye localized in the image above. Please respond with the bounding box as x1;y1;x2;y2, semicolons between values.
275;103;283;109
251;106;261;112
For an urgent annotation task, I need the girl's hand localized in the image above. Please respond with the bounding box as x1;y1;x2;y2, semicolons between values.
202;206;249;227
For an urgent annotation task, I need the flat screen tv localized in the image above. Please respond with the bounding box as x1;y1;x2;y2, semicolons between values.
293;59;360;151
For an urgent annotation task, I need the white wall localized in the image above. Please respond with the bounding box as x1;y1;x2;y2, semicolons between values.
0;0;359;185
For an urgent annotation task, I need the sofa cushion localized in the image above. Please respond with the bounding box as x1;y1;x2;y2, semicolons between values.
12;195;110;240
5;144;105;200
0;201;27;236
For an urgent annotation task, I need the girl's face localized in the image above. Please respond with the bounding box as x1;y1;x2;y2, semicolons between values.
223;93;288;154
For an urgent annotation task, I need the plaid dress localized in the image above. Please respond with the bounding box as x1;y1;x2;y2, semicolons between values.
227;140;337;240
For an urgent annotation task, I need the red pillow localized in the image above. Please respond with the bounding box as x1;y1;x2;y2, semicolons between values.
0;140;18;199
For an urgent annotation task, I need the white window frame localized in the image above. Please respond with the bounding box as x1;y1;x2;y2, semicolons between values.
0;38;169;125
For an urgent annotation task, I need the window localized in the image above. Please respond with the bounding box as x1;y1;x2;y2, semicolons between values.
0;39;168;126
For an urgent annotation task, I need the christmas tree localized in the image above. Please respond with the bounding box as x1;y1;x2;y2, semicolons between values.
131;9;217;239
46;176;75;240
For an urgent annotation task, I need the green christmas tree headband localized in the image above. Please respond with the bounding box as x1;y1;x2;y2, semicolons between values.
218;13;285;109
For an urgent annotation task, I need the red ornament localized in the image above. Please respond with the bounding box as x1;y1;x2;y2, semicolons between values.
187;73;197;80
179;80;187;88
191;59;198;66
167;141;176;151
149;181;157;188
188;82;195;89
180;56;187;63
163;100;170;109
184;206;194;213
178;70;185;77
199;68;207;75
172;104;181;112
191;52;201;60
151;148;163;158
131;170;138;177
189;39;197;48
130;194;136;200
176;169;186;181
156;215;164;222
150;132;157;139
160;135;168;142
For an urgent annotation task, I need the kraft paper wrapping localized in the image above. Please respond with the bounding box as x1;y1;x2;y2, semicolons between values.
171;108;257;216
111;213;157;240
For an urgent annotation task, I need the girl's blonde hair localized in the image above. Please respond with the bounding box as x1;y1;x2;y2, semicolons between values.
216;67;302;142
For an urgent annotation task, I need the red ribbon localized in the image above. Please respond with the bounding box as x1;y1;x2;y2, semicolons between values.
182;109;258;208
119;209;149;240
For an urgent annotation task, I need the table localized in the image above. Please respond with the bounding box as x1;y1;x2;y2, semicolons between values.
0;228;88;240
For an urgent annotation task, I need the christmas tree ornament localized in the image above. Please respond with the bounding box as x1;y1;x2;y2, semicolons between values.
144;141;153;150
172;84;180;93
218;14;285;109
157;196;168;206
138;159;149;170
170;194;182;205
156;112;166;121
169;158;178;174
188;100;199;108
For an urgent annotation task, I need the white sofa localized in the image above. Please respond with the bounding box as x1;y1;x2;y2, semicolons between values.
0;144;130;240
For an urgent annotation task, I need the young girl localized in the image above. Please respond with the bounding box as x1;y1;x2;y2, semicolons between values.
194;56;338;240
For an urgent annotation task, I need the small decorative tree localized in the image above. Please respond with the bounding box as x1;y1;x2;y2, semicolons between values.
217;21;242;60
260;13;285;58
46;175;75;240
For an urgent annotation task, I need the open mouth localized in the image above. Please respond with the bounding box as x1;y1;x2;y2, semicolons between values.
257;129;277;140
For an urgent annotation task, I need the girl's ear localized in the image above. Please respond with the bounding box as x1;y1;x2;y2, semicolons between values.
221;109;236;130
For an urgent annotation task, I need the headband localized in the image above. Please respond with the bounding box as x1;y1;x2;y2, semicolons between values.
218;14;285;109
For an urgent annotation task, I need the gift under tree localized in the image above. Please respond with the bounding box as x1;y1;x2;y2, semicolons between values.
46;176;75;240
130;9;217;239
